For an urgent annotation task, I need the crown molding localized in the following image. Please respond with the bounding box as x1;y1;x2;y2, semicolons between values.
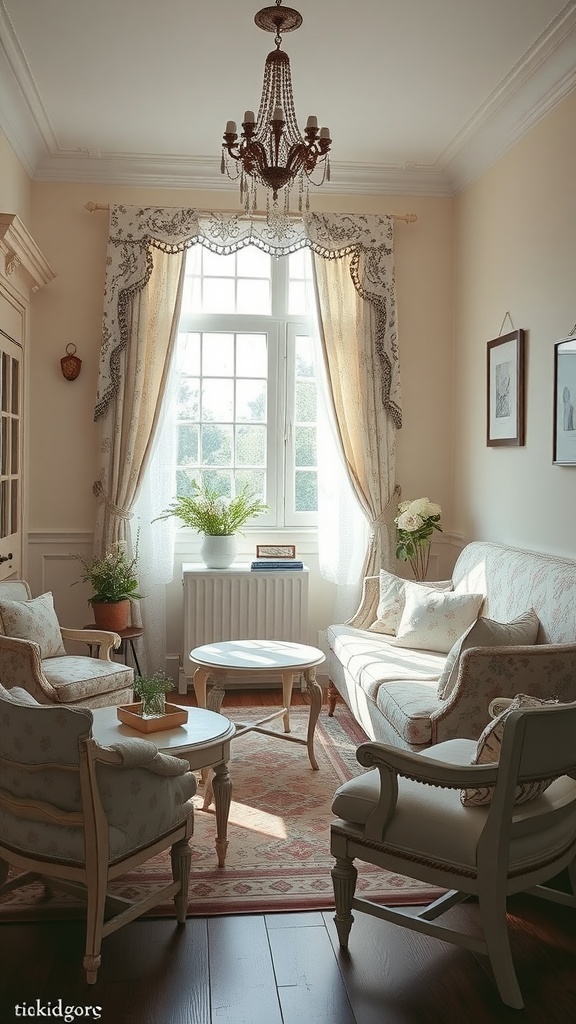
0;213;55;291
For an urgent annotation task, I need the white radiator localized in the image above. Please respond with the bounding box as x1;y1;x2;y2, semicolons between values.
181;563;309;690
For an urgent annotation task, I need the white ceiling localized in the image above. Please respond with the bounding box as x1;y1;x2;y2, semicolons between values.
1;0;575;197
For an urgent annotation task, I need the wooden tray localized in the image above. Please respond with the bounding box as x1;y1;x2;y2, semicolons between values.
117;702;188;734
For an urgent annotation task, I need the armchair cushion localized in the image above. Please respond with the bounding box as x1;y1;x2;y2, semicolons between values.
437;608;540;699
0;592;66;658
389;586;484;654
368;571;453;636
42;656;133;703
462;693;559;807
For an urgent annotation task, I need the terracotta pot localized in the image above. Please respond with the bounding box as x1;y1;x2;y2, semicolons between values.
91;600;130;632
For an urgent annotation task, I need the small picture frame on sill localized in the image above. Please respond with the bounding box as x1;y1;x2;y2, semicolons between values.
487;329;525;447
256;544;296;559
553;336;576;465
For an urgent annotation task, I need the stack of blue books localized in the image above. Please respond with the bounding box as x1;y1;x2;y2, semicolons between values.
250;559;304;571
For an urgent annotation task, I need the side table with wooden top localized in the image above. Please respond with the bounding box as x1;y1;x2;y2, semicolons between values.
84;624;144;676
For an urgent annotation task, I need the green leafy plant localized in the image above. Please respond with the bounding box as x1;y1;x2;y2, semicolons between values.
74;542;143;604
133;672;173;717
155;481;269;536
395;497;443;581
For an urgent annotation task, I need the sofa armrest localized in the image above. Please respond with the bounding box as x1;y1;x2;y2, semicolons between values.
347;575;380;629
0;635;59;702
430;643;576;744
60;627;120;661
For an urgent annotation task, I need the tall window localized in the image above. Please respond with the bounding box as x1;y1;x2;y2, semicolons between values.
174;243;321;529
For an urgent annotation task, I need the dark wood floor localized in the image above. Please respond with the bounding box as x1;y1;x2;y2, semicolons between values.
1;691;575;1024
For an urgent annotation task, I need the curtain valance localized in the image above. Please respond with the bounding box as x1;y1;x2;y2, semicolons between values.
96;206;401;426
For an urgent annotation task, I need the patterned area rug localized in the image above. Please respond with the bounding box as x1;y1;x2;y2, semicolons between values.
0;704;442;917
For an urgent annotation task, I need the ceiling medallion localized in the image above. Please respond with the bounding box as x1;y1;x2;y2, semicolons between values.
221;0;331;221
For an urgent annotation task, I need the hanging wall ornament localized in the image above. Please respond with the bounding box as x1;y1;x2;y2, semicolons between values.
60;343;82;380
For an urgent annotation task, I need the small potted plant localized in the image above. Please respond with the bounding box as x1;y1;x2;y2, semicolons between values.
155;480;269;568
133;671;173;719
75;540;143;631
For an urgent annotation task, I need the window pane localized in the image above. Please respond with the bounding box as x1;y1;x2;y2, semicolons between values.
295;425;316;466
202;379;234;421
295;380;317;421
237;247;271;276
289;249;307;276
203;334;234;375
203;278;235;313
236;380;266;422
236;424;266;466
237;335;267;377
295;335;314;376
201;424;232;465
202;470;232;498
203;249;236;276
176;468;198;497
176;333;200;374
295;470;317;512
177;424;199;465
177;378;200;418
237;278;270;315
236;468;266;499
289;280;307;316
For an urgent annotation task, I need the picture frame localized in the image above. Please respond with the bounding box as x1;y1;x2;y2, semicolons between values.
553;336;576;465
486;329;525;447
256;544;296;559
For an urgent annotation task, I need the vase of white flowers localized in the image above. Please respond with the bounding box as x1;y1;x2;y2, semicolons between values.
395;497;442;581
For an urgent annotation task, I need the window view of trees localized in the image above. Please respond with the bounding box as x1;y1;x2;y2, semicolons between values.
174;245;320;527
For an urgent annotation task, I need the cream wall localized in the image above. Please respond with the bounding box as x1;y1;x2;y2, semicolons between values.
453;90;576;556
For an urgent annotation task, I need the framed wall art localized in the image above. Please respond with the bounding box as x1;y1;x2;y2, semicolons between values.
553;336;576;465
486;329;525;447
256;544;296;559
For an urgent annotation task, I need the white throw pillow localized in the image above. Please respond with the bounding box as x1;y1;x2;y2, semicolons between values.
461;693;559;807
388;583;483;654
368;571;453;635
437;608;540;700
0;592;66;659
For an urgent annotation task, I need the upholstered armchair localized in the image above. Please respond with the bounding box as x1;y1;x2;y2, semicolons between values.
0;684;196;983
0;580;133;708
330;698;576;1010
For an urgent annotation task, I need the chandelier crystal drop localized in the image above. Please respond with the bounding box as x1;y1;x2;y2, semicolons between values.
221;0;331;217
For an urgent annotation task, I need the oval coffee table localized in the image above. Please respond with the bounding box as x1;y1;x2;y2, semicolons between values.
91;704;236;867
190;639;326;770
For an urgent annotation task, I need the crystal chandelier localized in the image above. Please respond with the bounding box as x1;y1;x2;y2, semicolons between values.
221;0;331;216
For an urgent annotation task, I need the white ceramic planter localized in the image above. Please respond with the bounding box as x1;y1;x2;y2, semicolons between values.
199;534;238;569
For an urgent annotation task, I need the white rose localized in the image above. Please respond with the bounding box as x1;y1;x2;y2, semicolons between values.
407;497;430;516
425;501;442;518
397;500;411;513
397;511;423;532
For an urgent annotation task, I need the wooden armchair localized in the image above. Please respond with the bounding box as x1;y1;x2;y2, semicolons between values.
331;700;576;1009
0;580;133;708
0;684;196;983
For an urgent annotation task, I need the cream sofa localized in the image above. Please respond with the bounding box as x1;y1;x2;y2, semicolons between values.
326;541;576;751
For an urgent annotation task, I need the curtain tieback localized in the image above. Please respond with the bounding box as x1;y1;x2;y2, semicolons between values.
92;481;133;521
370;484;402;531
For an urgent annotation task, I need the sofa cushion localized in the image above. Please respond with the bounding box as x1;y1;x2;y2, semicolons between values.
0;592;66;659
368;571;453;636
437;609;541;700
328;625;445;696
461;693;559;807
389;585;484;654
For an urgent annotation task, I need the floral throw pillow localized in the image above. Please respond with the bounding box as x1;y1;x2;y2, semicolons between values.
387;584;483;654
461;693;559;807
0;592;66;659
368;571;453;636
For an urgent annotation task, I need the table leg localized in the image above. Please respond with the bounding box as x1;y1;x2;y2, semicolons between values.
193;667;209;707
211;759;232;868
305;666;323;771
281;671;295;732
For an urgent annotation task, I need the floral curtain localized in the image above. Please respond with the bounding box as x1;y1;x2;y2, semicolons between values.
95;206;402;667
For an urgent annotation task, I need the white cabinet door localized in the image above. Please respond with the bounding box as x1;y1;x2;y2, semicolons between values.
0;324;22;580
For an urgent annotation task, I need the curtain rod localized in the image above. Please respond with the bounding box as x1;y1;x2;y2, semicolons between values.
84;202;417;224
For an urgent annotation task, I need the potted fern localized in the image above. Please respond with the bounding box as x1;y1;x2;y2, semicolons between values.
156;481;268;568
74;542;143;631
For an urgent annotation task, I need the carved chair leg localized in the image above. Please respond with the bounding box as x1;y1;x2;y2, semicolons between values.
171;837;192;924
331;855;358;948
479;885;523;1009
327;681;339;717
83;864;108;985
